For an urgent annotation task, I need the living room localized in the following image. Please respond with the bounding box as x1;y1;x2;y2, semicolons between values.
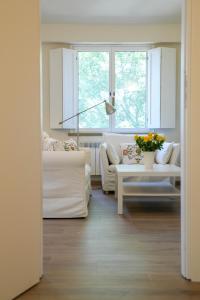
1;1;200;300
41;0;181;215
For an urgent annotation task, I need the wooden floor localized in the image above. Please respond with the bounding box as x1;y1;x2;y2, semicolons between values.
18;187;200;300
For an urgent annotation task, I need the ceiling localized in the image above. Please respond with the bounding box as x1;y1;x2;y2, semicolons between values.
41;0;182;25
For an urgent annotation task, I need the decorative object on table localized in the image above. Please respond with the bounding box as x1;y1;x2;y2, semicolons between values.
63;139;78;151
134;133;165;169
59;100;116;150
120;143;143;165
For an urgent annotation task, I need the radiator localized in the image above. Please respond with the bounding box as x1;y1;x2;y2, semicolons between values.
80;142;101;175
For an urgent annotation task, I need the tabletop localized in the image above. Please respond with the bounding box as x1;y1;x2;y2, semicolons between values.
115;164;181;177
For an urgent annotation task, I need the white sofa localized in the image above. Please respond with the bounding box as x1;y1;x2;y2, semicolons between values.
100;133;180;192
43;150;91;218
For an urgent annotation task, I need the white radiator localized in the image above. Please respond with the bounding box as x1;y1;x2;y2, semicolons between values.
80;142;101;175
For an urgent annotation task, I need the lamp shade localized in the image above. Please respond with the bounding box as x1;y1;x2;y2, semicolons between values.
105;101;116;115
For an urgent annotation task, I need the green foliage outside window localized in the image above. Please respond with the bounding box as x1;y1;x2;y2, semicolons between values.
115;51;146;128
78;52;109;128
78;50;147;129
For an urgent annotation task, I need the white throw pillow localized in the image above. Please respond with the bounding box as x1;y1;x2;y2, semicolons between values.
107;143;120;165
43;137;58;151
120;143;144;165
155;142;174;164
42;131;49;140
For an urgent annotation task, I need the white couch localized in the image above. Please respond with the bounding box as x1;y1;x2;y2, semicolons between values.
43;150;91;218
100;133;180;192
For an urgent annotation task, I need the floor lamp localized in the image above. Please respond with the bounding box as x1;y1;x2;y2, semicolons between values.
59;100;116;149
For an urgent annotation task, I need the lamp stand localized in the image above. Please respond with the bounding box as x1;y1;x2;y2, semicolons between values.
59;100;116;150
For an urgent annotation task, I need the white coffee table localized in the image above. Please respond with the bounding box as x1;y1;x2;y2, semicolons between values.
115;164;181;214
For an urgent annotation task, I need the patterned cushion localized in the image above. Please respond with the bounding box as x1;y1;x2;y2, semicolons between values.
63;139;78;151
120;143;144;164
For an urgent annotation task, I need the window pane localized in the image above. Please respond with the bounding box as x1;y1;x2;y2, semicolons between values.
78;52;109;128
115;52;147;128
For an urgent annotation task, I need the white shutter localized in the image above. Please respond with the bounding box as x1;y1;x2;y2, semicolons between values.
147;47;176;129
148;48;161;128
50;48;77;129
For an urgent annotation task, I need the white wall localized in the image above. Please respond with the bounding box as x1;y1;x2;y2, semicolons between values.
41;23;181;43
0;1;42;299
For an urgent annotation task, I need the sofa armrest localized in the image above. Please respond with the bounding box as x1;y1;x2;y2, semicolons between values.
43;151;86;169
99;143;110;174
169;143;180;165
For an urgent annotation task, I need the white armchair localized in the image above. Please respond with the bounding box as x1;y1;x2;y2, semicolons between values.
43;150;91;218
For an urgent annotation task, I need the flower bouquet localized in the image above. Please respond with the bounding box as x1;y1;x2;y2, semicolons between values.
134;133;165;168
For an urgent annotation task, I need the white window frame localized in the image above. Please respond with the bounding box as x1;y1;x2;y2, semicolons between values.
73;44;152;133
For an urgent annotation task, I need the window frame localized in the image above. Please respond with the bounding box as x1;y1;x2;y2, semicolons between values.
73;44;152;133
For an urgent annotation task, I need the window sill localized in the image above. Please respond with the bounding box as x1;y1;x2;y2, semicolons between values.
68;132;103;136
68;129;151;136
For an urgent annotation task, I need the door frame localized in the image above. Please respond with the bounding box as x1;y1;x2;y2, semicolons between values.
181;0;200;281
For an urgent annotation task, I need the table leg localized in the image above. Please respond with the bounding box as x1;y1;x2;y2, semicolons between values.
117;176;123;214
171;177;176;187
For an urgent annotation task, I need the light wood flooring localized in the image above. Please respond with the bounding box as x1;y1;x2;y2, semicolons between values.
17;186;200;300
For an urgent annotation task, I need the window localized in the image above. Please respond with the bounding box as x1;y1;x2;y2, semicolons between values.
78;51;110;129
77;46;148;131
114;51;147;129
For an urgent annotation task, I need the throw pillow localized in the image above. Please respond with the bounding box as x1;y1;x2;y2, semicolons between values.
42;131;49;140
120;143;144;165
63;139;78;151
107;143;120;165
53;140;65;151
155;142;174;164
43;137;58;151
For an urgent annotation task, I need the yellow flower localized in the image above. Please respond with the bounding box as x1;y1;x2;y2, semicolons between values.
144;136;149;142
148;132;153;140
157;134;165;142
134;135;139;141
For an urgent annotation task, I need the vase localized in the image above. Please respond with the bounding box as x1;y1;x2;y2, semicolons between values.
143;151;155;169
